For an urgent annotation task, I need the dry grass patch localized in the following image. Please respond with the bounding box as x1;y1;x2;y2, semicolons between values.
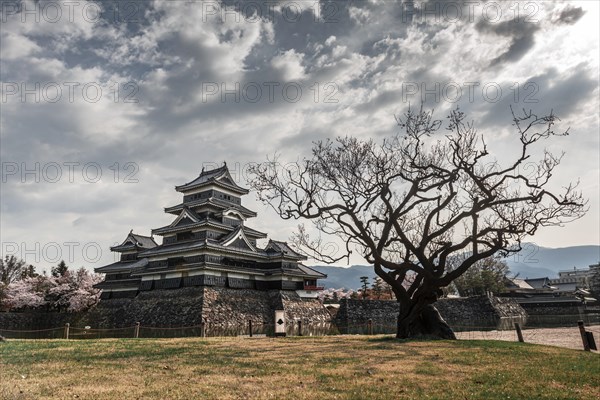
1;336;598;399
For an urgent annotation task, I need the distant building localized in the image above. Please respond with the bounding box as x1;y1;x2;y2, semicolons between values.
502;264;599;314
524;277;553;290
548;265;596;294
95;163;326;299
504;278;553;295
504;265;598;296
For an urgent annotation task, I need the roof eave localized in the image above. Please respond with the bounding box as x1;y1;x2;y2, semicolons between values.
175;179;250;194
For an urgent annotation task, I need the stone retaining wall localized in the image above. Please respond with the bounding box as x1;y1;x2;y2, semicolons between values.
333;295;528;333
333;299;398;334
279;291;333;335
0;292;539;337
519;303;597;327
0;287;332;337
84;287;205;328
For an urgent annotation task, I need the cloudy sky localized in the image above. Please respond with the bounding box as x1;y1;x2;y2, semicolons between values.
1;0;598;271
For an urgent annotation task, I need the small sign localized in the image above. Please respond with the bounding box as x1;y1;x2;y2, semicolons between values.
274;310;286;337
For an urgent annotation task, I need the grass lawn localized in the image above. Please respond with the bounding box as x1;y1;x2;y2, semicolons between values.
1;336;598;400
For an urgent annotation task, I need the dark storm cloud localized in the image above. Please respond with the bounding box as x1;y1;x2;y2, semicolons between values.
476;17;541;66
117;1;414;137
553;6;586;25
478;63;597;129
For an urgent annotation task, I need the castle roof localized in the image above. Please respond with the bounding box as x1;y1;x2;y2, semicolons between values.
219;225;257;251
130;258;322;279
94;258;149;273
265;240;306;260
296;264;327;278
175;164;249;194
151;213;266;239
164;197;257;217
110;231;158;252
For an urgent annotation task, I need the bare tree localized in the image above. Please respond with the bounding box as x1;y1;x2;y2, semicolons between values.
0;255;26;285
372;277;384;299
0;255;27;308
451;256;510;297
360;276;370;299
249;107;586;339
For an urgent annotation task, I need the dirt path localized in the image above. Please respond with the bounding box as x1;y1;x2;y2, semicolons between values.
456;325;600;351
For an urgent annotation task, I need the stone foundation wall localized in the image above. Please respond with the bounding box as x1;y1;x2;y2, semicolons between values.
519;303;596;327
520;304;583;316
436;295;527;330
0;311;73;333
2;292;538;336
333;299;398;334
334;295;528;333
200;287;275;335
0;287;332;337
84;287;205;328
279;291;333;335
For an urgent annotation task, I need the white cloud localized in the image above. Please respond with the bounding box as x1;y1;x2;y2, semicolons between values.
0;32;41;60
1;0;598;269
271;49;306;80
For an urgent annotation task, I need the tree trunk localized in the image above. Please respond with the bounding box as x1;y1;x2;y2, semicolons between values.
396;303;456;340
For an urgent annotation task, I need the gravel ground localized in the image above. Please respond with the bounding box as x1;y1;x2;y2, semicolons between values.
456;325;600;351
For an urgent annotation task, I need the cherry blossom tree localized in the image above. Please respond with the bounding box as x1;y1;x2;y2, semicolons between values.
1;267;102;312
4;278;46;310
67;268;103;312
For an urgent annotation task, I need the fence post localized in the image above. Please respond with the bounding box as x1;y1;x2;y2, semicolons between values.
134;322;140;339
64;323;70;340
200;321;206;338
248;319;253;338
298;320;303;336
586;331;597;351
578;320;590;351
514;322;524;343
367;319;373;335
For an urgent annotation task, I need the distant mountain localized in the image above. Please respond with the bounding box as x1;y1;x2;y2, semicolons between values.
504;243;599;280
312;265;378;290
311;243;600;289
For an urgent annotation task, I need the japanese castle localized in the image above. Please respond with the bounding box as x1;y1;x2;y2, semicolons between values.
95;164;326;299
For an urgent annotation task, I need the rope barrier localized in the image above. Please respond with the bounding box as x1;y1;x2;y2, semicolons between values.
0;327;62;333
70;326;134;332
1;317;598;339
0;325;587;333
140;325;203;330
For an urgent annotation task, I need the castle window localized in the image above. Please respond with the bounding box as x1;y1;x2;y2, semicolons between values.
177;231;193;241
167;257;184;267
